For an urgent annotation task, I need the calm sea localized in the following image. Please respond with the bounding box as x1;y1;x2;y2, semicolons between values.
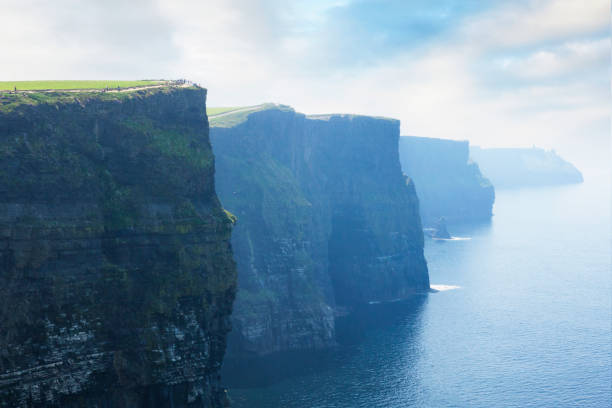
225;171;611;407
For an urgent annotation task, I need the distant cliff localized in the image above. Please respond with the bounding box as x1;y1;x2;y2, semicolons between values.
398;136;494;225
470;146;584;188
0;87;236;407
210;106;429;357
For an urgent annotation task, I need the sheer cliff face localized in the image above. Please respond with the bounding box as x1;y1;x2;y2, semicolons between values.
211;108;429;356
398;136;495;225
0;88;236;407
305;117;428;306
469;146;584;188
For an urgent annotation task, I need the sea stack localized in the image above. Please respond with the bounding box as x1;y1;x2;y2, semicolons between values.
433;217;451;239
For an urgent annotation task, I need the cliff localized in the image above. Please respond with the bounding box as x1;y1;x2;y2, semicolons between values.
210;106;429;357
470;146;584;188
0;86;236;407
398;136;494;225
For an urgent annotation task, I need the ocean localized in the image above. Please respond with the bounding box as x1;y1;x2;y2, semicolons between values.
226;171;611;407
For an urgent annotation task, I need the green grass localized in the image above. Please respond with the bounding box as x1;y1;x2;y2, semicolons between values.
307;113;398;122
209;103;293;128
0;86;184;114
0;80;164;91
207;107;241;116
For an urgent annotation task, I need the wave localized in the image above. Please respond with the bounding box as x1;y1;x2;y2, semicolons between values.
432;236;471;241
430;284;461;292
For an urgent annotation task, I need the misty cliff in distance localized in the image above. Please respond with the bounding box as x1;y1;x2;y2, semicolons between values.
210;105;429;357
0;86;236;407
398;136;495;225
470;146;584;188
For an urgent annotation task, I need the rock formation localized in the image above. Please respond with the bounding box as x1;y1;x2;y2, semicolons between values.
398;136;495;225
0;86;236;407
210;106;429;357
432;217;451;239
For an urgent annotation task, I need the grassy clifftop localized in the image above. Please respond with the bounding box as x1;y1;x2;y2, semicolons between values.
0;80;165;90
208;103;293;127
207;103;398;129
0;81;199;113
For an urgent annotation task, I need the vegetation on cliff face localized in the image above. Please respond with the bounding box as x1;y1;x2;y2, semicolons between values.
0;86;236;407
211;107;429;357
213;136;333;356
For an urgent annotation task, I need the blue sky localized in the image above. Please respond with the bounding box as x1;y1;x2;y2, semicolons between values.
294;0;500;65
1;0;609;170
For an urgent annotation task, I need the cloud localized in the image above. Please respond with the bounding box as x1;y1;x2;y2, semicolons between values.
461;0;609;49
0;0;179;79
311;0;491;66
494;38;610;81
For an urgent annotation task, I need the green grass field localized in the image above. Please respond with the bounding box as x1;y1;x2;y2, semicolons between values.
209;104;293;128
0;80;164;91
0;85;179;114
207;107;242;116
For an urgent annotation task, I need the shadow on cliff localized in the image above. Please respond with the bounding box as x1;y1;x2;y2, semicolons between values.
221;294;428;389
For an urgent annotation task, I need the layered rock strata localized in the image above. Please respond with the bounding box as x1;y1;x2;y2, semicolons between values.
0;86;236;407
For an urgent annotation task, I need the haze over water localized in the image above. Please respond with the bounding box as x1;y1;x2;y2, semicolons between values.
227;171;612;407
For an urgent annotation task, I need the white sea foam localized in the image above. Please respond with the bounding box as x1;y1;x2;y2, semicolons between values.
430;284;461;292
432;236;471;241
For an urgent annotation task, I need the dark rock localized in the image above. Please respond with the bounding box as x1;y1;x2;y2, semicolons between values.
0;87;237;407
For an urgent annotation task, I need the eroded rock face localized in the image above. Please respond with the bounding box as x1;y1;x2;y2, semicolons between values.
398;136;495;225
0;87;236;407
211;108;429;357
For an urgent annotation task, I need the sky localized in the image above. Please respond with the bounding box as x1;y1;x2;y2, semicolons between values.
1;0;609;172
